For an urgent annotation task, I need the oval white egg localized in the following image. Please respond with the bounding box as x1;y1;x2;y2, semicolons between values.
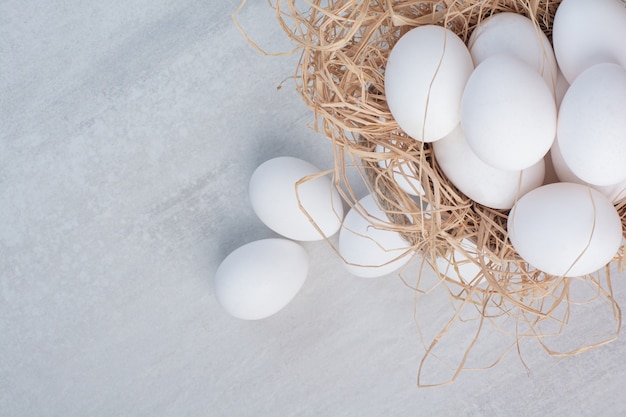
249;156;344;241
551;139;626;204
557;63;626;186
338;194;413;278
433;124;545;209
461;54;556;171
508;183;623;277
375;144;425;196
384;25;474;142
214;239;309;320
468;12;558;94
552;0;626;84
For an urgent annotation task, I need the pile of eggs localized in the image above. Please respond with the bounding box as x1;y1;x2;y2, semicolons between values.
384;0;625;278
214;156;341;320
214;0;626;320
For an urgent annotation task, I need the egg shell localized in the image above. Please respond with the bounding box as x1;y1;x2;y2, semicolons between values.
507;183;623;277
468;12;558;94
557;63;626;186
214;239;309;320
338;194;413;278
551;139;626;204
384;25;474;142
249;156;344;241
433;124;545;209
553;0;626;84
461;54;556;171
375;144;425;196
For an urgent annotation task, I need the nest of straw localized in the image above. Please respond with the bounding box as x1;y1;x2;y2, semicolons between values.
236;0;626;385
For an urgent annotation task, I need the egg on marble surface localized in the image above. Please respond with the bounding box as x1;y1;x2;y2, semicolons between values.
552;0;626;84
468;12;558;95
338;194;414;278
214;238;309;320
461;54;556;171
557;63;626;186
507;183;623;277
433;124;545;209
249;156;344;241
375;144;425;197
384;25;474;142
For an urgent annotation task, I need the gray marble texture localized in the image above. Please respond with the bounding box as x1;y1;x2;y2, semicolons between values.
2;1;626;416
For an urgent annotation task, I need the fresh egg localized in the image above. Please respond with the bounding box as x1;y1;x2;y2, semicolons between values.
551;139;626;204
433;124;545;209
338;194;413;278
384;25;474;142
461;54;556;171
375;144;425;196
435;238;484;285
553;0;626;84
214;239;309;320
508;183;623;277
468;12;558;94
557;63;626;186
249;156;344;241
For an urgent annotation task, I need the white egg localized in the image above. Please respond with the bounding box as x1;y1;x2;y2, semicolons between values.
553;0;626;84
214;239;309;320
557;63;626;186
338;194;413;278
433;124;545;209
375;144;425;196
249;156;344;241
551;139;626;204
461;54;556;171
384;25;474;142
435;239;484;285
508;183;623;277
468;12;558;94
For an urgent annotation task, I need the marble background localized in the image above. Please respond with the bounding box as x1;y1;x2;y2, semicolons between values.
2;1;626;415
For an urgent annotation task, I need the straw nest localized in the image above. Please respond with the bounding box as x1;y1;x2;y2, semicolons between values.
235;0;626;385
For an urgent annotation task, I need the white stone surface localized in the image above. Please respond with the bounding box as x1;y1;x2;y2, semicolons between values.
1;1;626;416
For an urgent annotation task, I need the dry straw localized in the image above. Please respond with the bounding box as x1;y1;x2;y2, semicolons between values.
234;0;626;386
